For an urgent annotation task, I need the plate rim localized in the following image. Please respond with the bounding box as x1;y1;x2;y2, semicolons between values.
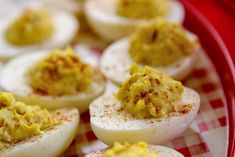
180;0;235;156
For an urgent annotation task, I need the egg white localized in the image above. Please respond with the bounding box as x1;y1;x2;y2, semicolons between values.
0;108;79;157
86;145;184;157
89;87;200;145
100;32;200;85
0;50;105;113
84;0;185;41
0;9;79;61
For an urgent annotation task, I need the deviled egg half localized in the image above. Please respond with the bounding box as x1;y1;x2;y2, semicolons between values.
85;0;184;41
0;92;79;157
0;8;78;61
0;47;105;113
101;19;200;85
90;65;200;145
86;142;184;157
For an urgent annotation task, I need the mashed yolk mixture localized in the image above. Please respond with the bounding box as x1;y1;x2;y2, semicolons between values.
116;64;184;119
0;92;59;150
129;20;195;66
104;142;160;157
5;9;54;46
116;0;170;19
27;48;93;96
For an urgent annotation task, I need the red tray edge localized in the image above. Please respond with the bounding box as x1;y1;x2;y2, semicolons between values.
220;0;235;16
180;1;235;157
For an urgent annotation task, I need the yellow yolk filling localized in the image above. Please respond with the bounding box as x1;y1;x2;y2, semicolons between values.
27;48;93;96
0;92;59;151
116;0;170;19
129;20;195;66
104;142;160;157
116;64;183;119
5;9;54;46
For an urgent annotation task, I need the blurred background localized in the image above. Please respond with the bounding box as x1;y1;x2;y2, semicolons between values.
0;0;234;64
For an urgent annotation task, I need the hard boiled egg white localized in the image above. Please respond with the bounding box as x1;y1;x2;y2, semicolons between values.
84;0;184;41
0;9;79;61
0;50;105;113
86;145;184;157
0;108;79;157
100;32;200;85
89;87;200;145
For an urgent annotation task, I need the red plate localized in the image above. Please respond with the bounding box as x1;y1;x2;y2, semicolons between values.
2;1;234;157
61;1;235;156
60;0;235;156
181;0;235;157
64;0;235;157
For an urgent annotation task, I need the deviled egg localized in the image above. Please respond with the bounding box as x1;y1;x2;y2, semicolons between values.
90;65;200;145
86;142;184;157
85;0;184;41
0;47;105;113
0;8;78;61
0;92;79;157
101;20;200;85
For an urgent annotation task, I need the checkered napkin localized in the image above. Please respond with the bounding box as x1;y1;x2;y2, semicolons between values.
61;46;227;157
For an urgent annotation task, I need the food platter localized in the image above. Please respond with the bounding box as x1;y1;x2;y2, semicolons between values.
0;0;234;157
62;1;235;157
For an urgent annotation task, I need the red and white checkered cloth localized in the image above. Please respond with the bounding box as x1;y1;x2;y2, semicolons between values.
61;44;227;157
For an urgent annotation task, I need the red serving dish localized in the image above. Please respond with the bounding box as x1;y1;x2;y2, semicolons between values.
180;1;235;156
62;1;235;156
2;1;234;156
